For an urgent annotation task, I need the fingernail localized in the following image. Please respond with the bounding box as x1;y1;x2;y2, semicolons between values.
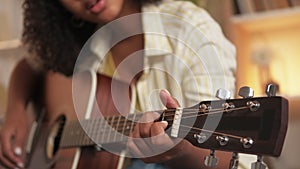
14;147;22;156
161;121;168;127
17;162;24;168
162;89;170;95
161;121;168;128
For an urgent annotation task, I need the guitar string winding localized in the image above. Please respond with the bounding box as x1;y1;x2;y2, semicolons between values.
179;125;243;140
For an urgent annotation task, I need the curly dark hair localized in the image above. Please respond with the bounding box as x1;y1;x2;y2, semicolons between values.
22;0;161;76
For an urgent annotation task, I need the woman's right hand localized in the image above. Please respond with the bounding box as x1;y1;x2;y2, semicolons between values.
0;109;28;169
0;59;41;169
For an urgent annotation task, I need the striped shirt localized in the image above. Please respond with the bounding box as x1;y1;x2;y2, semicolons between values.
90;0;237;110
87;0;240;168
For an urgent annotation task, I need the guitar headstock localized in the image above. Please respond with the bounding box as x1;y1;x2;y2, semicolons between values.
183;95;288;157
163;85;288;168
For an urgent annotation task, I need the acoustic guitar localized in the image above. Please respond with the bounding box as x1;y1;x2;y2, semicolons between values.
24;71;288;169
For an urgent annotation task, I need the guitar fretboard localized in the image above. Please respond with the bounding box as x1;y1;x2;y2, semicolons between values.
60;113;151;148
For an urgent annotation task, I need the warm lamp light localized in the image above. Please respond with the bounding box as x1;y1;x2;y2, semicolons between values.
251;47;280;95
270;51;300;97
249;27;300;97
251;43;300;97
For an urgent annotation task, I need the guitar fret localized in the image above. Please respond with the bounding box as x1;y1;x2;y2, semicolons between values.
82;119;95;145
78;121;83;146
77;121;85;146
71;121;77;147
60;121;69;148
120;114;128;142
96;118;104;145
101;117;108;144
130;113;136;134
87;119;92;144
70;121;77;147
80;120;87;146
93;118;100;145
90;118;97;143
113;115;121;142
115;116;125;143
161;110;166;121
81;120;93;146
60;113;144;148
96;118;101;143
106;116;114;143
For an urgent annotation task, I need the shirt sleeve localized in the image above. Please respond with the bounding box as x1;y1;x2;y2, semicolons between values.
176;4;236;106
176;4;258;169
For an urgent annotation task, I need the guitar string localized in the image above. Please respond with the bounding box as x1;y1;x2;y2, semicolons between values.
60;106;250;139
61;121;246;147
58;107;247;145
79;106;249;130
72;103;249;126
180;106;248;119
179;125;243;140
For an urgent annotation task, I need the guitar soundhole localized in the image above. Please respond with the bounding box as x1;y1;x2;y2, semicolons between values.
46;115;66;159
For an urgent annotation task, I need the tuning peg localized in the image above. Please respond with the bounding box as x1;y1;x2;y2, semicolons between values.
194;133;207;144
240;137;254;149
216;88;231;100
229;152;239;169
94;144;103;151
238;86;254;98
265;84;278;97
251;156;266;169
204;150;218;167
216;136;229;146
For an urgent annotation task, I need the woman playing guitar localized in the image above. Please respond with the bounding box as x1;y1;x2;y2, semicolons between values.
0;0;237;168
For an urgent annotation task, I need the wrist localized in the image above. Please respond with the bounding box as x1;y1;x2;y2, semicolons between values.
165;141;202;169
6;101;26;115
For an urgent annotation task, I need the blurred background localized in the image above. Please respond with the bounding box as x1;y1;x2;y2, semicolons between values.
0;0;300;168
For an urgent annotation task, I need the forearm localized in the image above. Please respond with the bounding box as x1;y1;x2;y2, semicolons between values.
6;58;43;114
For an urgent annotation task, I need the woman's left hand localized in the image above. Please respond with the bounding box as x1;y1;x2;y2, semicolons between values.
127;89;187;163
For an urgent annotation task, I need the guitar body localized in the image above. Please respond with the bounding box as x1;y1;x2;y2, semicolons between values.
25;71;289;169
27;71;131;169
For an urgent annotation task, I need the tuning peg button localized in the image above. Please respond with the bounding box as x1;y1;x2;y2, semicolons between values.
216;88;231;100
216;136;229;146
238;86;254;98
204;150;219;167
229;152;239;169
241;137;254;148
265;84;278;97
251;156;266;169
94;144;103;151
194;133;207;144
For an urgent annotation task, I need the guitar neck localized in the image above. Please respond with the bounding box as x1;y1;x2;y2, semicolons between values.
58;96;288;158
59;113;147;148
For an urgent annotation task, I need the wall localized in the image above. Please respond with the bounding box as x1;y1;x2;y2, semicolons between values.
0;0;23;116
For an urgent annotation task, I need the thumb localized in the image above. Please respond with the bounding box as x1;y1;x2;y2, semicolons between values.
160;89;180;108
151;121;168;136
1;129;25;168
150;121;173;147
12;132;26;168
13;131;26;157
